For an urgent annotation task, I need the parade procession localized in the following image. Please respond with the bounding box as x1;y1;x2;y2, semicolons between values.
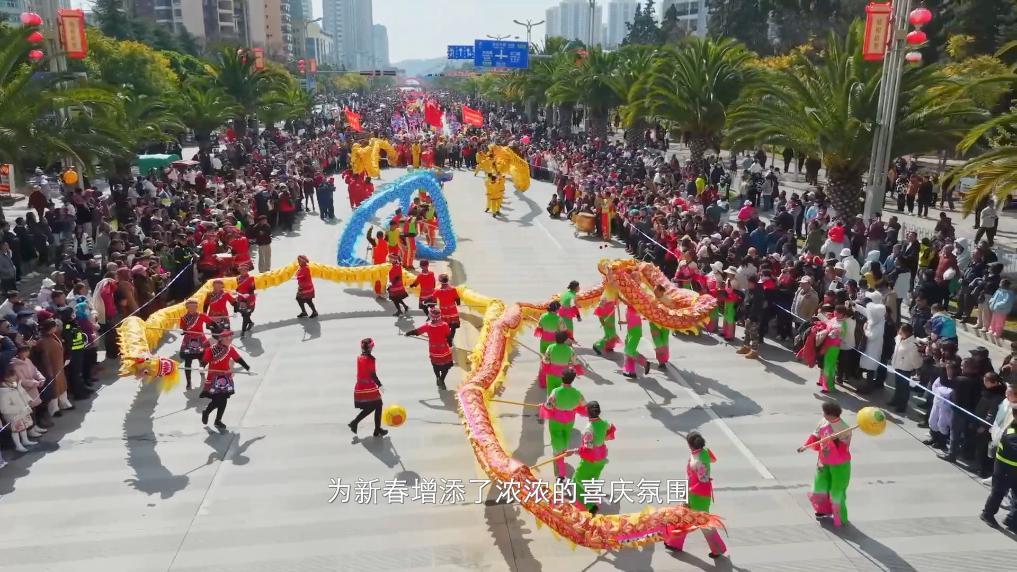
2;1;1017;571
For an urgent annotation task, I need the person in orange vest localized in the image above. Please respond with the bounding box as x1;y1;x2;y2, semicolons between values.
401;207;419;270
366;227;389;297
434;274;461;345
409;259;436;311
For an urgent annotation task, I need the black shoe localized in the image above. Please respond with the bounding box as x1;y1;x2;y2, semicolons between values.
53;411;63;418
214;420;227;430
593;345;602;356
664;545;683;553
981;513;1000;529
393;311;402;317
644;361;651;375
917;421;929;429
658;363;667;371
348;422;357;434
922;438;935;445
938;453;956;463
202;410;210;425
309;311;318;319
437;381;447;391
815;512;831;518
708;553;724;559
297;312;308;318
186;381;192;390
373;428;389;437
622;372;637;379
588;505;599;515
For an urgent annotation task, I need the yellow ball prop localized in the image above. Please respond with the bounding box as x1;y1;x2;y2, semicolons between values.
62;170;78;185
383;404;407;428
857;406;887;437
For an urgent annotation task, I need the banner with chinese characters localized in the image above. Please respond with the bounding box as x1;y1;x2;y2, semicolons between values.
252;48;265;71
57;9;88;60
0;164;13;195
863;2;893;61
309;58;317;74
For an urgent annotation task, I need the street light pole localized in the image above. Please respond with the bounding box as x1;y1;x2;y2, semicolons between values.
486;34;514;41
512;19;545;50
863;0;914;219
588;0;596;47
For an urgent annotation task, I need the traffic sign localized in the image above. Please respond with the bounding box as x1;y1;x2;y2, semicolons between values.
447;45;474;60
473;40;529;69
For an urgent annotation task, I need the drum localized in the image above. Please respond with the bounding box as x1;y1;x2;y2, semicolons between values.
574;212;597;234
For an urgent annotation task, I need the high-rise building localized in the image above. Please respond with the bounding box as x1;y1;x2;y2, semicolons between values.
545;5;561;40
606;0;637;48
130;0;238;45
372;24;389;69
660;0;709;37
263;0;297;59
306;20;336;67
556;0;602;46
323;0;373;70
1;0;26;25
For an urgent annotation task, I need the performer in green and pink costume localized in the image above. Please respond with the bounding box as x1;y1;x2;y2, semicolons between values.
718;271;741;341
799;402;852;527
817;308;846;394
557;281;581;341
542;330;582;394
540;368;587;479
572;400;615;514
649;285;671;369
622;304;650;379
592;284;620;355
534;301;564;388
665;431;727;558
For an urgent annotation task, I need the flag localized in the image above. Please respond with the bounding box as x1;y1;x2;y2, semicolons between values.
461;105;484;128
424;100;444;129
344;107;362;132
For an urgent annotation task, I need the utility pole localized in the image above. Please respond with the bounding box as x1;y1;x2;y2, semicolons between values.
486;34;514;41
588;0;596;47
863;0;914;219
512;19;545;50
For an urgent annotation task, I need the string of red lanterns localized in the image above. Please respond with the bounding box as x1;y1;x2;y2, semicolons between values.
904;3;934;64
19;12;45;62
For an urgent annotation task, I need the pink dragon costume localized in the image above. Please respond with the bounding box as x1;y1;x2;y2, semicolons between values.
665;445;727;556
803;416;852;527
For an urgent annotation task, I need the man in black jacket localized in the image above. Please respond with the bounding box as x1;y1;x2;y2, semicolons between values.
973;372;1007;478
942;358;982;463
981;381;1017;530
737;275;766;359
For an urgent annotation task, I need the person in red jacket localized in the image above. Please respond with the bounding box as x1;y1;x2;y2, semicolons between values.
179;298;213;390
235;263;257;335
295;254;317;318
409;259;437;311
349;338;388;437
434;274;461;345
200;329;250;429
203;279;236;332
227;227;252;273
405;307;454;390
387;252;410;316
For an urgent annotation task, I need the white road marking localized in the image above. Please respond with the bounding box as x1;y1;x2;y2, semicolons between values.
534;219;564;251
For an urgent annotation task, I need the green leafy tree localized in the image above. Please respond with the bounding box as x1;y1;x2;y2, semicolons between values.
83;28;180;97
206;48;289;136
547;48;621;138
176;85;240;169
622;1;662;46
92;0;132;40
659;4;686;44
729;22;987;216
94;93;184;175
708;0;768;53
628;37;755;171
944;0;1017;56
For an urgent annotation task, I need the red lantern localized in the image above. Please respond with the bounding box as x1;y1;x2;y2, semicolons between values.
27;50;44;61
904;51;923;64
20;12;43;26
27;31;44;43
906;30;927;45
908;6;933;27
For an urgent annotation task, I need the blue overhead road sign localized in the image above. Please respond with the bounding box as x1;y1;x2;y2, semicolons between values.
447;45;474;60
473;40;529;69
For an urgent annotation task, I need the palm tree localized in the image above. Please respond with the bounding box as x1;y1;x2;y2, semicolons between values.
176;85;240;171
628;37;754;171
260;83;313;134
613;44;657;147
547;48;621;139
205;48;288;136
0;25;126;168
729;23;986;217
95;93;184;175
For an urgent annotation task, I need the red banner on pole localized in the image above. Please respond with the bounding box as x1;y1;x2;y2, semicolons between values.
252;48;265;71
344;107;363;132
424;101;444;129
461;105;484;127
57;9;88;60
309;58;317;73
863;2;893;61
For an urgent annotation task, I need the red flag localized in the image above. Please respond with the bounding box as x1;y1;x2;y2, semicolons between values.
424;100;444;129
344;107;362;132
461;105;484;127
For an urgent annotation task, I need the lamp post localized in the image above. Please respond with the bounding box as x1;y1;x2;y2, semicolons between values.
512;19;544;50
486;34;515;41
588;0;596;47
863;1;932;219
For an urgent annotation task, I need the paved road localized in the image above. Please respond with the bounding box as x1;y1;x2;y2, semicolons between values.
1;167;1015;571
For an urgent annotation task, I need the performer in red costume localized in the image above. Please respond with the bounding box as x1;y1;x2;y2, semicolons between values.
405;307;454;391
179;298;213;390
295;254;318;318
196;231;221;280
203;279;236;332
349;338;388;437
434;274;461;345
409;259;437;311
235;263;257;336
387;252;410;316
366;228;390;297
227;226;251;273
200;330;250;429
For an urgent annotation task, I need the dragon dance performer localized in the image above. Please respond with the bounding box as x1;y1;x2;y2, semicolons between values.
421;198;438;246
485;173;506;217
226;226;252;273
558;281;582;341
400;207;419;270
385;217;402;274
622;304;651;379
704;262;725;333
592;284;620;355
534;301;565;388
542;330;581;394
650;285;672;369
366;228;390;297
349;338;388;438
203;279;236;332
295;255;318;318
200;329;250;429
572;401;615;515
664;432;727;558
235;263;256;336
409;259;437;311
599;194;613;241
434;274;461;345
541;368;587;479
179;298;213;390
386;252;411;316
798;402;852;527
406;307;454;391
